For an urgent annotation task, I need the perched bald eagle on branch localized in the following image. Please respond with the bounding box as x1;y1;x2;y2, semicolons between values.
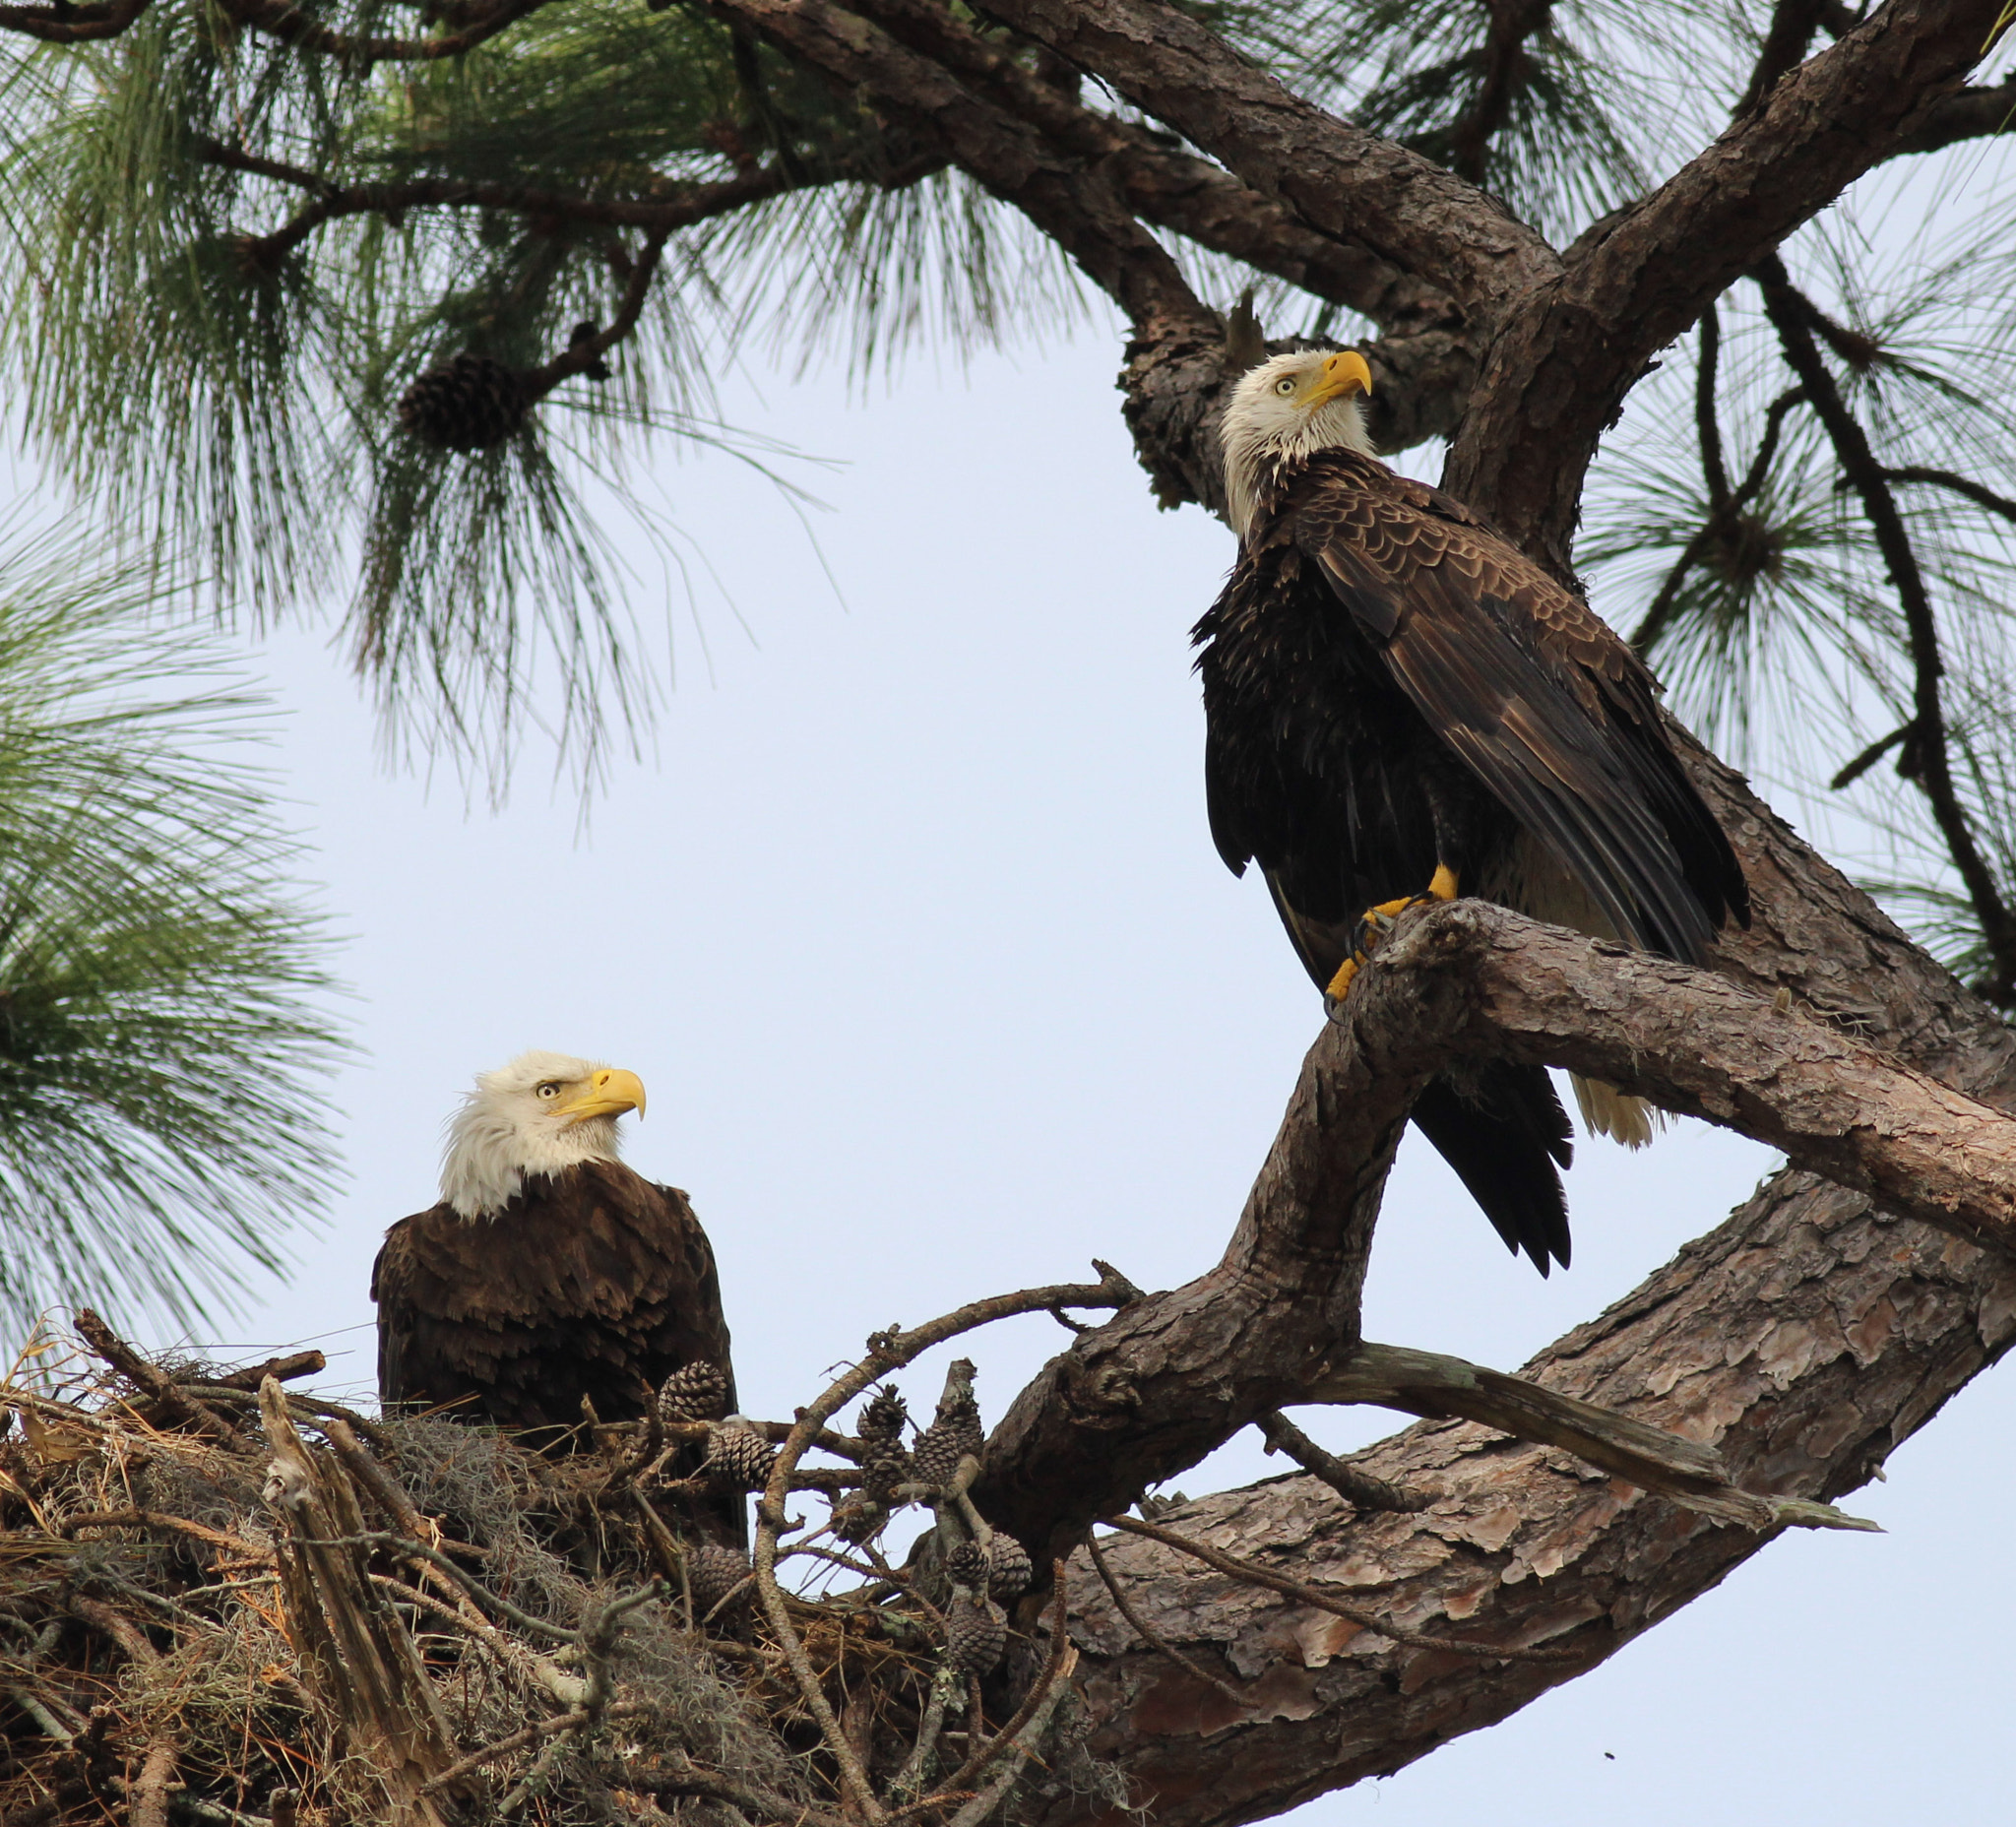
1197;349;1748;1274
372;1051;735;1443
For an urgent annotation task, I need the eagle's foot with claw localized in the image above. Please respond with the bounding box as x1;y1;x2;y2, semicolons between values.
1322;866;1460;1021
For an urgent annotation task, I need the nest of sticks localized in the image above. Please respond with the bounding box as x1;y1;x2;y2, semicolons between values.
0;1292;1132;1827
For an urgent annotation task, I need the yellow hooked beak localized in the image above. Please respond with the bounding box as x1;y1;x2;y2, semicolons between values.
550;1066;647;1125
1305;349;1373;409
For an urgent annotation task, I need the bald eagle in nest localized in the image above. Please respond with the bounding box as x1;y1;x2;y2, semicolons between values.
373;1051;736;1470
1196;349;1748;1274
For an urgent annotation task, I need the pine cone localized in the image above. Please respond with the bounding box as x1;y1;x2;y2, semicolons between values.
984;1535;1033;1602
854;1384;914;1504
687;1544;751;1622
946;1540;987;1591
658;1360;730;1424
945;1591;1007;1676
913;1392;982;1491
397;353;527;451
704;1418;776;1490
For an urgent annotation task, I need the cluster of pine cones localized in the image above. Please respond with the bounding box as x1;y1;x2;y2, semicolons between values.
643;1355;1035;1682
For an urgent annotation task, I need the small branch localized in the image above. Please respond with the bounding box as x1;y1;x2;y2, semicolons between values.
201;1349;327;1392
0;0;150;44
236;162;806;270
130;1735;177;1827
942;1644;1078;1827
1631;380;1807;655
930;1563;1075;1802
748;1270;1137;1825
1695;301;1732;510
1736;0;1833;114
1877;465;2016;526
56;1510;272;1557
1314;1343;1878;1533
1758;258;2016;993
213;0;552;62
1253;1412;1425;1513
1887;75;2016;156
75;1310;249;1449
1098;1514;1585;1664
1088;1532;1244;1704
1447;0;1554;182
1831;720;1918;789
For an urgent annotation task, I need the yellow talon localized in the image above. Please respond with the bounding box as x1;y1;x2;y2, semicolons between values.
1323;868;1461;1023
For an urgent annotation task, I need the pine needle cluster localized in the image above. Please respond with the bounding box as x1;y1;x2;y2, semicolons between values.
0;529;346;1336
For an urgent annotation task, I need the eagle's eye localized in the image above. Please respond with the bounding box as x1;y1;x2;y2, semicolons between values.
1274;377;1296;397
536;1081;562;1100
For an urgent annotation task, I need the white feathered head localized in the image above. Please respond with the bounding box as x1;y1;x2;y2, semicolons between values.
439;1049;647;1219
1220;348;1375;543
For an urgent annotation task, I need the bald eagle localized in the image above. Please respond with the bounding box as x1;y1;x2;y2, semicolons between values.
372;1050;736;1449
1197;349;1748;1273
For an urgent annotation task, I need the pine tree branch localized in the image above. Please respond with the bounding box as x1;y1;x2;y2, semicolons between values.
1630;382;1806;656
1446;0;2005;566
0;0;150;44
965;0;1564;324
708;0;1215;338
1098;1513;1586;1662
1736;0;1836;114
213;0;553;62
222;164;820;268
1756;257;2016;1001
1887;75;2016;153
1447;0;1554;182
838;0;1463;342
1695;302;1732;511
1877;465;2016;525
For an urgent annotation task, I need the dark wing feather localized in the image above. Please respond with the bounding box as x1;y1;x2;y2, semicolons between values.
1296;455;1746;964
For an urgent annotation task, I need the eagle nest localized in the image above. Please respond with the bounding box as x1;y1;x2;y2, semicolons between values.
0;1304;1130;1827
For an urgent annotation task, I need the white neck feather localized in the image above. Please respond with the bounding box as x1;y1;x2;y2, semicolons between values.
439;1095;623;1220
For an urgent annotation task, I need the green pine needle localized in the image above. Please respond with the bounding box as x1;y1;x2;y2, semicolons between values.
0;527;348;1340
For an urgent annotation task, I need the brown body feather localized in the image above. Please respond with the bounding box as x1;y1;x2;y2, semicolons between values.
373;1160;739;1537
1196;449;1747;1272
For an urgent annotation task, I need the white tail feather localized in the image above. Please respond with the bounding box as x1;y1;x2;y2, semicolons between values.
1571;1075;1663;1149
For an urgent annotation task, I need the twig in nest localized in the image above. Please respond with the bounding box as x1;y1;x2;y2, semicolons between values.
74;1309;249;1449
1088;1531;1244;1705
56;1510;273;1558
1098;1514;1587;1665
419;1699;651;1796
1255;1410;1426;1512
890;1667;958;1803
297;1534;579;1641
201;1349;327;1391
179;1380;395;1448
920;1561;1076;1808
941;1645;1078;1827
129;1735;177;1827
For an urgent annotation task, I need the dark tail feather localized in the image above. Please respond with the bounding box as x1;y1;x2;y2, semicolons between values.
1411;1065;1574;1275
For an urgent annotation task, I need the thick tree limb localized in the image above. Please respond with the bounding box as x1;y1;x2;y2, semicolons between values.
709;0;1215;338
1447;0;2005;562
971;0;1562;321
